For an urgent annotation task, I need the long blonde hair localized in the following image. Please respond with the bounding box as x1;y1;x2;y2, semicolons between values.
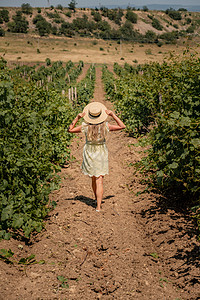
87;122;107;142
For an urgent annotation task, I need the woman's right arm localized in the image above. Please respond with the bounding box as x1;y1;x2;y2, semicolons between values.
105;110;126;131
68;112;85;133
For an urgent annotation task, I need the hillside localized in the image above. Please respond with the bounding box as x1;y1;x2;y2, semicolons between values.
0;6;200;44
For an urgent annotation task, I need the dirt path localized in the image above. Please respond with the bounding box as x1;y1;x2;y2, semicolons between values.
0;65;199;300
76;63;90;82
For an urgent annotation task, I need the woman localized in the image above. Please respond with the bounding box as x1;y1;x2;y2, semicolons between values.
68;102;125;212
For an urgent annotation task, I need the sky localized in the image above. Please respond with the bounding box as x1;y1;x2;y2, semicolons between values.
0;0;200;7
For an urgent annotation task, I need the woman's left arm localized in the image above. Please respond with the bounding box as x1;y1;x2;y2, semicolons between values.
68;112;85;133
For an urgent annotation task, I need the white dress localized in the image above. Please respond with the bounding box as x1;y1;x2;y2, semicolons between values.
81;122;109;177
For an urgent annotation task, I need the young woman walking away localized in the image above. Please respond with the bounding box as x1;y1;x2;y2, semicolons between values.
68;102;126;212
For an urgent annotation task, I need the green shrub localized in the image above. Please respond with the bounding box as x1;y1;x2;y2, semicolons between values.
8;11;28;33
125;10;137;24
93;11;102;22
21;3;33;15
0;27;5;36
45;57;51;66
166;9;182;20
0;9;9;22
152;18;163;31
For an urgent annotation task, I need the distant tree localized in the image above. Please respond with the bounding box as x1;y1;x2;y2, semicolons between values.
125;10;137;24
0;9;9;22
93;11;102;22
120;20;134;39
0;27;5;36
65;10;72;17
33;14;52;36
51;26;57;35
21;3;33;15
37;8;41;13
186;25;195;33
98;20;111;31
36;19;51;36
186;17;191;24
8;11;28;33
33;14;46;24
145;30;157;42
68;0;77;12
60;22;74;37
165;8;182;20
160;30;179;43
56;4;63;10
152;18;163;31
178;8;187;11
143;6;149;12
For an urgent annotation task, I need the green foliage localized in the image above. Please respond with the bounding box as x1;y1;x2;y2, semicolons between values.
125;10;138;24
0;9;9;22
0;27;5;36
57;276;69;288
72;64;96;107
93;11;102;22
45;58;51;66
104;8;123;25
0;59;93;239
120;20;140;41
103;54;200;207
21;3;33;15
65;10;72;18
178;8;187;12
186;25;195;33
159;31;179;44
152;18;163;31
0;248;45;265
143;6;149;12
33;15;52;36
144;30;157;43
68;0;77;12
166;8;182;20
56;4;63;11
8;11;28;33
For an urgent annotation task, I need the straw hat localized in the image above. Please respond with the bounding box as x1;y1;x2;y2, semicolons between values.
83;102;108;124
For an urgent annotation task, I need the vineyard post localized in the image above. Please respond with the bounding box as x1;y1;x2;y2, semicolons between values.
68;88;71;101
71;87;74;103
159;93;163;113
75;87;77;101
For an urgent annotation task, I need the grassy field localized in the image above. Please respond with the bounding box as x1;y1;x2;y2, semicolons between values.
0;33;199;65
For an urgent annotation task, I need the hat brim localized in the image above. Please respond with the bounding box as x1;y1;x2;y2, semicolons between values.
83;102;108;124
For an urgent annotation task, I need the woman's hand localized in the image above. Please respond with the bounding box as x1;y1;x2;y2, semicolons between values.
105;109;114;117
77;112;85;120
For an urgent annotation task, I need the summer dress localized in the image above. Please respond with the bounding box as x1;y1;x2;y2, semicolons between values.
81;122;109;177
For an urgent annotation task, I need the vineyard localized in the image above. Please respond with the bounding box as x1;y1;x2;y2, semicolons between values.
0;54;200;299
0;58;96;239
102;53;200;216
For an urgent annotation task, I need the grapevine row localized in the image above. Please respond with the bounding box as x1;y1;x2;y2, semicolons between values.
0;59;95;239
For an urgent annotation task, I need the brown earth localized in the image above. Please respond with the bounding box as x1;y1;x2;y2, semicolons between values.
1;33;200;66
0;65;199;300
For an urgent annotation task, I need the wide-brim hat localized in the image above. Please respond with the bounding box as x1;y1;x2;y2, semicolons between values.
83;102;107;124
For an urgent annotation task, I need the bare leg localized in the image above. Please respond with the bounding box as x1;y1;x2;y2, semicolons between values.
96;175;104;211
92;176;97;200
